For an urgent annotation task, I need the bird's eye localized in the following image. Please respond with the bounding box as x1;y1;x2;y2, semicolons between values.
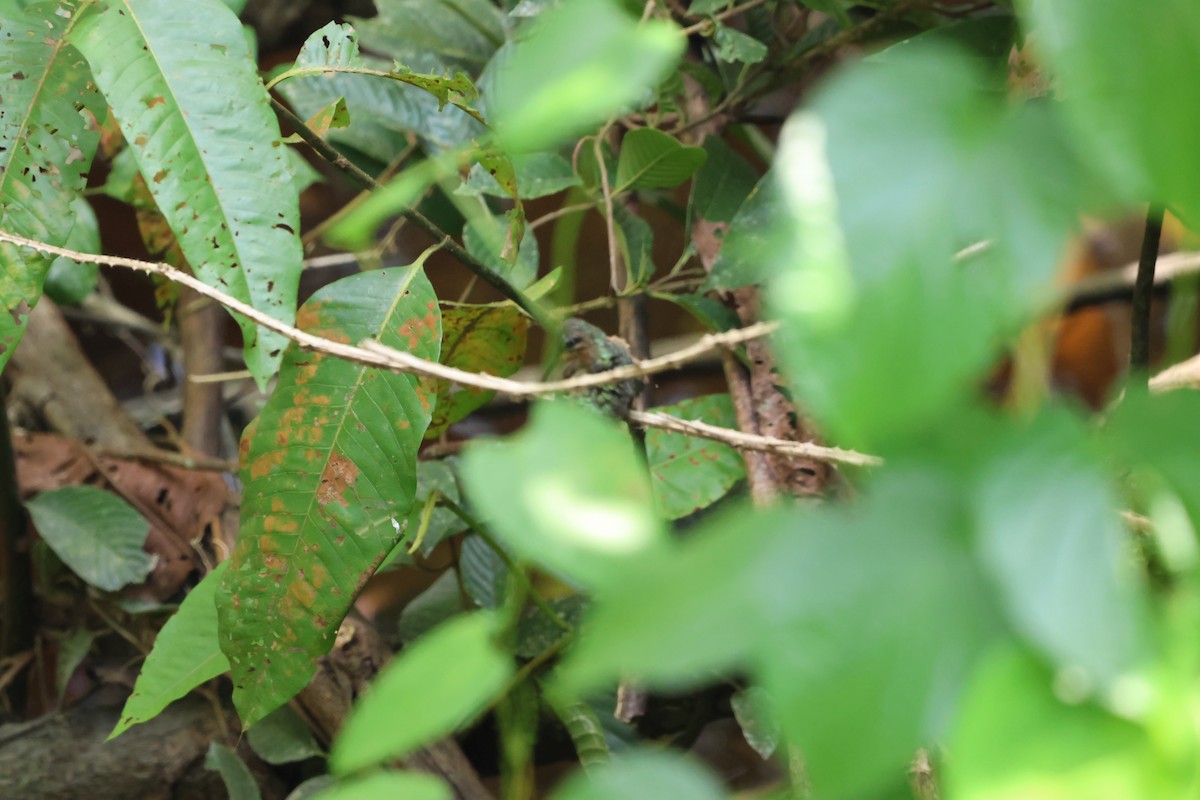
564;335;583;349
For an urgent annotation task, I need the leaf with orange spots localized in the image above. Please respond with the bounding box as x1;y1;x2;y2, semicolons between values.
645;395;745;520
218;263;440;727
423;305;529;440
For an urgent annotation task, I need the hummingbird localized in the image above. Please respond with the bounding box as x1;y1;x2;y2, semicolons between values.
560;317;644;418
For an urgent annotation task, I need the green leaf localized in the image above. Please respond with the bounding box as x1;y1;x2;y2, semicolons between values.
352;0;503;72
0;0;102;372
218;265;441;727
311;771;451;800
396;570;464;642
460;401;666;592
279;22;483;159
247;705;324;765
329;612;513;773
205;742;262;800
464;214;540;289
799;0;851;28
702;171;781;290
646;395;744;519
612;202;655;287
548;750;724;800
457;152;582;199
423;305;530;440
653;293;740;333
110;563;230;739
26;486;153;592
690;135;759;223
489;0;685;152
44;197;100;306
973;410;1151;691
1018;0;1200;217
459;533;507;609
712;24;768;65
55;628;95;698
71;0;302;389
946;646;1167;799
516;595;586;657
768;43;1104;447
284;147;324;196
615;128;707;192
730;688;778;760
288;777;337;800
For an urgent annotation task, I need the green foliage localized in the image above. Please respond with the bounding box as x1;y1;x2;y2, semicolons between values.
247;706;325;765
328;612;512;773
548;750;724;800
206;742;262;800
646;395;744;519
615;128;707;192
0;0;101;371
70;0;302;388
111;563;229;739
25;485;153;592
218;264;441;726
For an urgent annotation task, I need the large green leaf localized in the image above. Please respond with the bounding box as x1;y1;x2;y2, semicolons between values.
689;135;758;224
615;128;707;192
329;612;512;774
646;395;744;520
488;0;685;152
218;265;441;726
973;410;1152;691
0;0;101;371
548;750;724;800
26;486;153;592
247;705;324;765
278;22;483;160
352;0;504;73
71;0;301;388
424;305;529;440
1019;0;1200;218
768;43;1105;447
110;563;230;739
460;400;666;592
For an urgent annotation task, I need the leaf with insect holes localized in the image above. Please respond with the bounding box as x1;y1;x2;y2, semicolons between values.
423;305;530;440
218;264;440;727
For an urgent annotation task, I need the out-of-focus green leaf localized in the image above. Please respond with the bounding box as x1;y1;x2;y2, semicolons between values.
946;645;1170;799
557;469;998;797
730;688;778;760
312;771;450;800
653;293;740;333
713;24;768;65
110;563;229;739
1019;0;1200;218
974;409;1151;692
873;15;1015;77
396;570;464;643
352;0;503;73
205;742;261;800
799;0;851;28
26;486;152;593
218;265;440;727
690;136;759;223
286;777;337;800
615;128;707;192
457;153;581;199
702;172;781;290
71;0;302;389
461;401;666;592
768;43;1106;448
329;612;512;773
548;750;724;800
464;213;540;289
0;0;101;372
516;595;586;657
423;305;530;440
44;197;100;306
247;705;324;765
612;202;655;287
646;395;744;519
489;0;685;151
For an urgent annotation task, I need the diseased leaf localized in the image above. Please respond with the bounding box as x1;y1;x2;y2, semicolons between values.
423;305;530;439
26;486;153;592
71;0;302;388
0;0;102;371
616;128;707;192
110;563;229;739
219;265;441;727
329;612;513;773
646;395;744;520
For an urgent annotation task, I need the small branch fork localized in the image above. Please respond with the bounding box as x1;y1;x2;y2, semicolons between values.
0;230;873;466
